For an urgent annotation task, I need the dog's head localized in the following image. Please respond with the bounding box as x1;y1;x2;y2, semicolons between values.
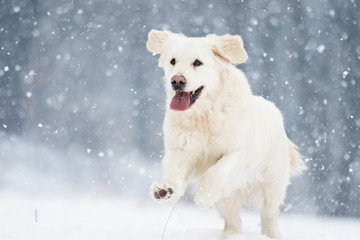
146;30;247;112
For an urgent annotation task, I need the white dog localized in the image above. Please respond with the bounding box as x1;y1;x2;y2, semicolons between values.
146;30;306;239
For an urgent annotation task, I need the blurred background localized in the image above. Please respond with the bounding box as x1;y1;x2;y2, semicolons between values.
0;0;359;218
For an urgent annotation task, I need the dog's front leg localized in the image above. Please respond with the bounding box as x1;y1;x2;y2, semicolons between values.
194;151;246;209
152;151;194;203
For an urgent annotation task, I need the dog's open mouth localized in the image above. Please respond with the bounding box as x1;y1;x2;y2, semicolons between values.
170;86;204;111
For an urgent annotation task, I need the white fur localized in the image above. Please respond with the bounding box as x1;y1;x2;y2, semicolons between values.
147;30;306;239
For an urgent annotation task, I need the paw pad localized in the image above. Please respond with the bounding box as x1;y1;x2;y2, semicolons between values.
154;186;173;200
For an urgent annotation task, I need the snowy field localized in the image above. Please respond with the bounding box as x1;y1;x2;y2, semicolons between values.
0;192;359;240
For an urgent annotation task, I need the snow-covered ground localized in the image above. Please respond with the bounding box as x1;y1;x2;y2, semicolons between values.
0;192;359;240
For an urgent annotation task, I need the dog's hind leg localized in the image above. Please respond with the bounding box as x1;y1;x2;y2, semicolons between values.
216;191;244;239
260;178;288;239
260;204;281;239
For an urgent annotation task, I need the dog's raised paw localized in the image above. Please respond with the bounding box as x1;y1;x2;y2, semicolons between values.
152;183;174;201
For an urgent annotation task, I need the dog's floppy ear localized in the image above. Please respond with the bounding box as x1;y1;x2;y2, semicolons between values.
146;30;171;55
209;34;248;64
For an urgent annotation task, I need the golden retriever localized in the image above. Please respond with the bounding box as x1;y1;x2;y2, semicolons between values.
146;30;306;239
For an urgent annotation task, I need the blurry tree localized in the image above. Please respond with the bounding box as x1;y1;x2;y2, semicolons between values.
0;0;39;135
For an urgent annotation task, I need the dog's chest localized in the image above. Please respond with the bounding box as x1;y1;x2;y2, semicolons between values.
166;111;237;151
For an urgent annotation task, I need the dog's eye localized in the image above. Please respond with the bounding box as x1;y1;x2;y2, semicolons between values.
193;59;203;67
170;58;176;65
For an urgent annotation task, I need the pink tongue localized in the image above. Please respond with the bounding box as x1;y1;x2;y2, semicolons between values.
170;91;191;111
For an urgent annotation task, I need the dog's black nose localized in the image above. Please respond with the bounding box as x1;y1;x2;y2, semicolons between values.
171;75;186;91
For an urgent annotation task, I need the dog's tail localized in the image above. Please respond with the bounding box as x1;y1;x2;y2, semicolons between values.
288;140;307;177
